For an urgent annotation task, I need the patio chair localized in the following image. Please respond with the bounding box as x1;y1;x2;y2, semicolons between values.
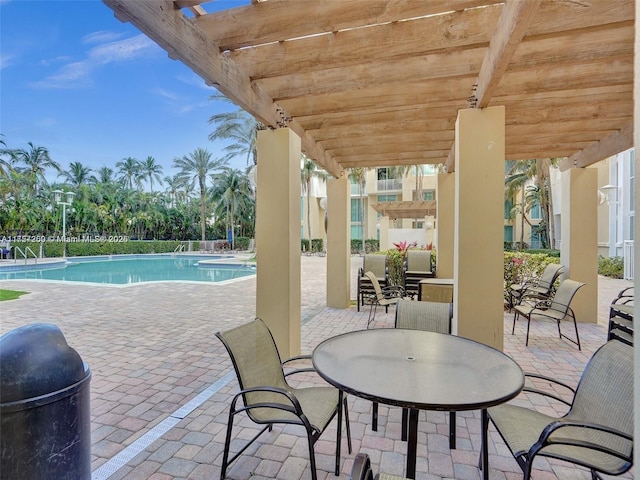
403;250;434;297
512;278;585;349
358;254;388;312
608;286;634;346
215;318;352;480
487;340;634;480
371;299;457;448
363;271;407;329
508;263;564;310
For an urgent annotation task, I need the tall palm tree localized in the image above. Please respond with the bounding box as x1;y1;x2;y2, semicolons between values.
90;166;116;185
210;167;253;248
348;167;369;253
208;98;261;165
300;156;328;245
10;142;61;193
173;148;228;241
60;161;93;188
139;156;163;192
116;156;141;190
504;158;558;250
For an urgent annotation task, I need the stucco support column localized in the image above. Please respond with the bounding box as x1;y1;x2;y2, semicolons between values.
379;216;390;251
560;168;598;324
326;176;350;308
436;173;455;278
256;128;301;358
454;107;505;350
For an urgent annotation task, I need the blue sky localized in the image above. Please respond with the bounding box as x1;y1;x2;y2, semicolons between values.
1;0;252;184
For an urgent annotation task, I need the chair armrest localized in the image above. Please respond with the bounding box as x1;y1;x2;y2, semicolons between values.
611;286;634;305
350;453;374;480
283;354;317;377
522;372;575;406
533;420;634;461
381;285;406;298
232;385;305;416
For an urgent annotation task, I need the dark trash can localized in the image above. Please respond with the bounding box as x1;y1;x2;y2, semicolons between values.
0;323;91;480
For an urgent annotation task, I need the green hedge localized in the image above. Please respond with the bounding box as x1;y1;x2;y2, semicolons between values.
598;255;624;279
235;237;250;251
10;239;187;258
350;239;379;254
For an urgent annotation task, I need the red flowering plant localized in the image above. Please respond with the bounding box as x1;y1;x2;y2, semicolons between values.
387;240;418;285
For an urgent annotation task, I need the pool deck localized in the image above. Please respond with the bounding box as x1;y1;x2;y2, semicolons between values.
0;255;634;480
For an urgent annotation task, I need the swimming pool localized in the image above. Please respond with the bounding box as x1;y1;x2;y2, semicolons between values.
0;255;256;285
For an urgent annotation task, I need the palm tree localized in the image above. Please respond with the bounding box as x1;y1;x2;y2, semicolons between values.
139;156;163;192
210;168;253;248
348;168;369;253
10;142;61;193
116;156;141;190
504;158;558;250
90;166;116;185
300;156;328;246
208;99;261;165
60;161;93;188
173;148;228;241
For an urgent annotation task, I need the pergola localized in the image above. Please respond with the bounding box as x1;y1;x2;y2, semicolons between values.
103;1;634;346
103;0;633;177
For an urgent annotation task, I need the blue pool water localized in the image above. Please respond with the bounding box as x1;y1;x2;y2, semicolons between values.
0;256;255;285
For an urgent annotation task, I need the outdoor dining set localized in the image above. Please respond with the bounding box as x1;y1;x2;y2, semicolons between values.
214;254;634;480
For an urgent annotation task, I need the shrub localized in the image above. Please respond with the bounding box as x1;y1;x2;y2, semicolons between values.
311;238;323;253
598;255;624;278
385;249;404;286
235;237;250;251
503;252;560;305
350;239;379;254
301;239;310;252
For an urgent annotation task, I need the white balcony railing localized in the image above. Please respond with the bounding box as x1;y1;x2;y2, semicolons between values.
623;240;634;280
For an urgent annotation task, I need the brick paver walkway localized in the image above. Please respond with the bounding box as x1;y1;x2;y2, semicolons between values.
0;255;633;480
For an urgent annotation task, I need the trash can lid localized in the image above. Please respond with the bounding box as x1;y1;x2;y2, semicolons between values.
0;323;85;403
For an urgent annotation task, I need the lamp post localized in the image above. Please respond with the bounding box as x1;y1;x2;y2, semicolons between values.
53;189;75;241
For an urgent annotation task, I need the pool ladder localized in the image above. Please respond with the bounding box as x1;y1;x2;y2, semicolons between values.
172;244;185;257
12;246;38;266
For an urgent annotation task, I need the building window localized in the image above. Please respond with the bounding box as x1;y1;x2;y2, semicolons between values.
504;225;513;242
351;224;363;240
377;194;397;202
422;190;435;201
530;200;541;219
351;198;363;222
504;199;513;219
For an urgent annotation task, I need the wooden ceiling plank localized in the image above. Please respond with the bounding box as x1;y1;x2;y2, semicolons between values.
228;5;502;79
474;0;541;108
196;0;494;51
559;122;634;171
258;47;484;101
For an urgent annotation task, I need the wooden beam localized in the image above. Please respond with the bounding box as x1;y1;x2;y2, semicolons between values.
196;0;491;51
474;0;541;108
559;122;633;171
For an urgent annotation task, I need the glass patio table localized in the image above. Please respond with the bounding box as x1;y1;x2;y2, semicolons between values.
312;329;524;480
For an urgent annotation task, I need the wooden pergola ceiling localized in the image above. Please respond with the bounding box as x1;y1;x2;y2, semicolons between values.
104;0;634;179
371;201;437;220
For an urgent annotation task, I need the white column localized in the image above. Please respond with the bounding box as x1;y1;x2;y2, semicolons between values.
256;128;302;358
326;176;351;308
454;106;505;350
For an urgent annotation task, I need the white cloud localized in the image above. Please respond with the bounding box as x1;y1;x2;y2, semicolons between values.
30;34;159;89
0;53;14;70
82;30;124;44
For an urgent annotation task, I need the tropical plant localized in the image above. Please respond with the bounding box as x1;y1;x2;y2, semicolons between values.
173;148;228;241
348;167;369;253
139;156;163;192
116;156;141;190
9;142;61;193
208;97;261;166
210;167;254;248
300;156;328;244
60;161;93;188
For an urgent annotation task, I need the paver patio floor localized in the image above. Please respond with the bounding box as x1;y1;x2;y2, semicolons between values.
0;255;634;480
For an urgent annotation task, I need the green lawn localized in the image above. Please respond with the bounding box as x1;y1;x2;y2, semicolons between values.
0;289;30;301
